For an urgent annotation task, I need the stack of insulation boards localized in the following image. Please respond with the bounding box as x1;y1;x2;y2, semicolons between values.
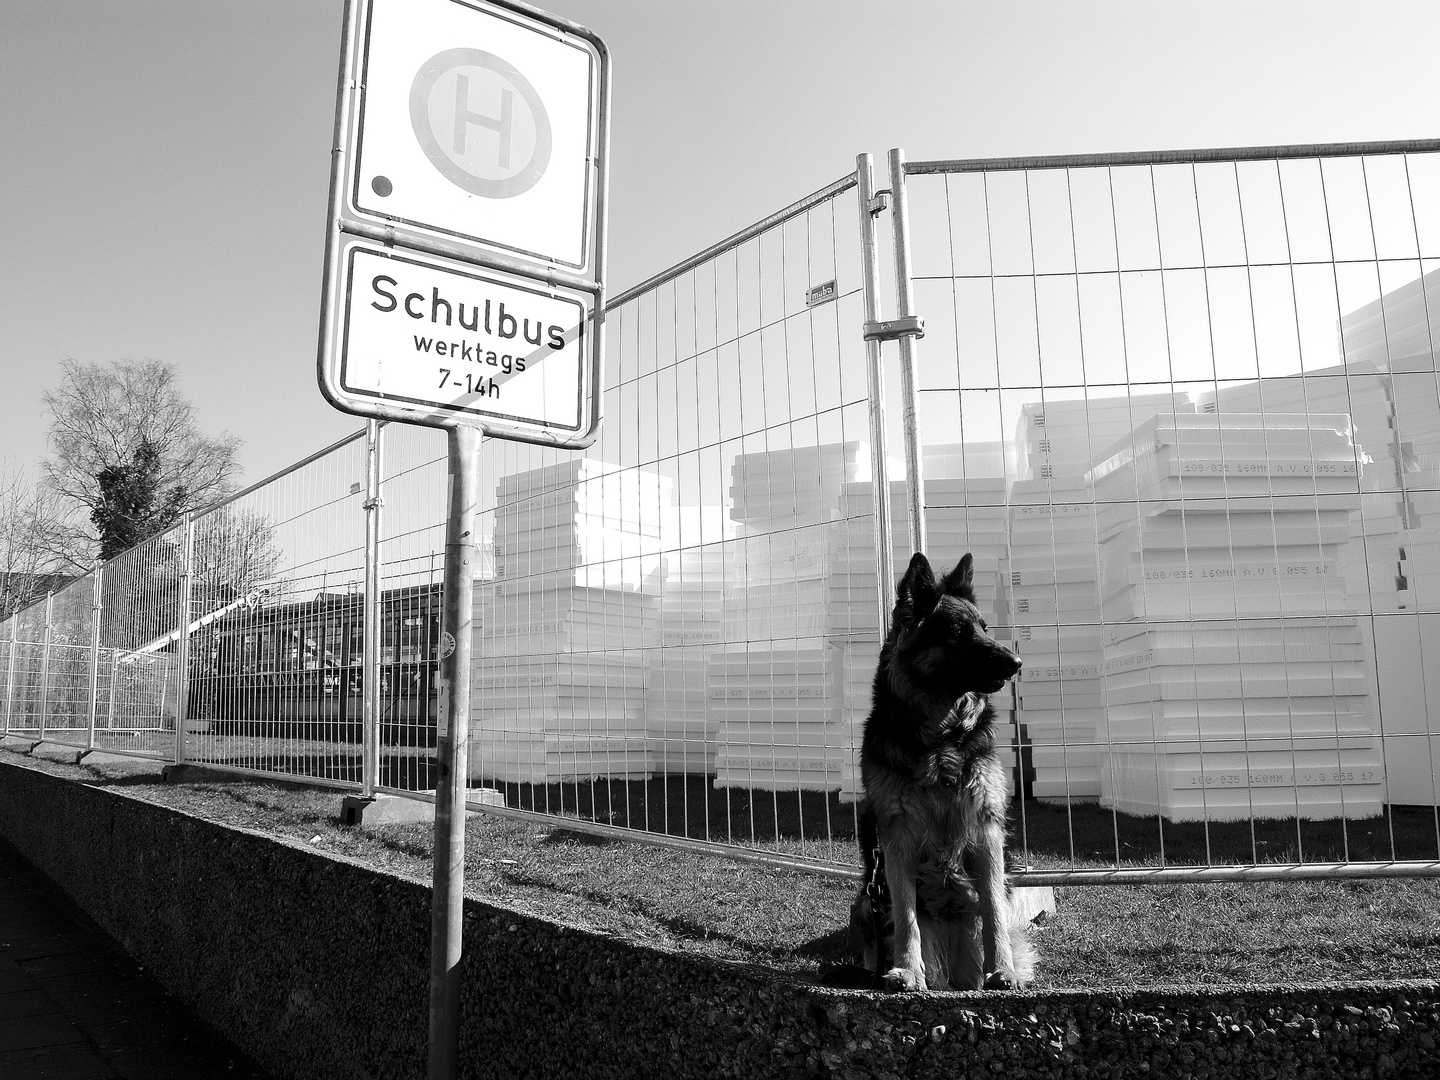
646;546;727;775
470;460;670;784
712;443;860;791
1002;477;1106;802
1014;391;1197;483
1003;395;1196;804
721;442;861;643
829;469;1013;801
1088;412;1383;821
1203;367;1408;613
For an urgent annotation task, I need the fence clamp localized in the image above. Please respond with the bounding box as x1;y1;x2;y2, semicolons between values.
867;189;891;216
362;496;386;512
864;316;925;342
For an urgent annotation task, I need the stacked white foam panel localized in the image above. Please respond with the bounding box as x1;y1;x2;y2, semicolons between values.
470;460;670;783
826;478;892;802
1394;366;1440;612
1005;394;1195;802
1003;478;1106;800
1089;412;1383;821
646;547;726;775
711;443;860;791
1203;368;1405;613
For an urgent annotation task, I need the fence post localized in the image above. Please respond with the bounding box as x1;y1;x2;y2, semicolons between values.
107;648;120;735
855;153;897;638
362;419;384;796
3;619;16;736
886;147;928;556
87;565;103;749
174;515;196;764
38;593;54;742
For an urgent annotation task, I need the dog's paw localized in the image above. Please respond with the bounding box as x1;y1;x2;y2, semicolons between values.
882;966;927;993
982;970;1016;991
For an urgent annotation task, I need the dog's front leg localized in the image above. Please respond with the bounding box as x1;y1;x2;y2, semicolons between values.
976;831;1015;989
879;831;926;992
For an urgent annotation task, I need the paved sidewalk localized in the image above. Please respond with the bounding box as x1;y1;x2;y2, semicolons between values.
0;840;274;1080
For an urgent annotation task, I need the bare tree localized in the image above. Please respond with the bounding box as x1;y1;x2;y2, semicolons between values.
41;359;242;569
0;467;69;620
192;505;284;603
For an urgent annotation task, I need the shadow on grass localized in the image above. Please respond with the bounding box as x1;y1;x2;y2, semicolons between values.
480;774;1440;868
1013;798;1440;867
487;774;863;848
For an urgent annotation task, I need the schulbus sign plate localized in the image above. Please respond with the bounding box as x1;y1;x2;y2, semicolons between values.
317;0;609;448
320;236;598;444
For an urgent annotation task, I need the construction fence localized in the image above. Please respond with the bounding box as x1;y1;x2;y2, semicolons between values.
5;139;1440;884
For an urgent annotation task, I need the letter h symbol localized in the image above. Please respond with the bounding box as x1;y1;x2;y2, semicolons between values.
452;73;512;168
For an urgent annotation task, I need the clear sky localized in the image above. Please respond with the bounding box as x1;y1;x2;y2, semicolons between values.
2;0;1438;488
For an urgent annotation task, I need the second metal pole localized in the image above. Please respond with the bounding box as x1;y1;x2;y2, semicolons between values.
856;154;896;639
428;423;480;1080
887;147;927;557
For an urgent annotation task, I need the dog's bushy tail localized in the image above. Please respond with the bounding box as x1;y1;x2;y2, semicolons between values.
1005;916;1038;987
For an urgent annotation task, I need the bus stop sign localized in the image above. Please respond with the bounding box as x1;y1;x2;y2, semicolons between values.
318;0;609;448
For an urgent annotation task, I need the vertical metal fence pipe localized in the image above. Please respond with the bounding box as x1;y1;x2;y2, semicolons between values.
87;566;103;749
887;147;927;557
174;516;196;764
3;620;16;735
38;592;54;742
363;420;384;797
107;649;119;735
856;153;897;637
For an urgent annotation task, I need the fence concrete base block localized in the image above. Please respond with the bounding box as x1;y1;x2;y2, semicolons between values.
30;742;88;765
0;737;40;754
1013;885;1058;924
340;788;504;827
159;763;321;790
79;750;164;773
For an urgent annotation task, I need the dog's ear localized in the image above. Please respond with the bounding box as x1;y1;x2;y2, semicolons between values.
896;552;938;625
942;553;976;601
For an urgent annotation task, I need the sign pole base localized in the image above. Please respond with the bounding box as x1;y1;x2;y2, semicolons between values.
428;423;480;1080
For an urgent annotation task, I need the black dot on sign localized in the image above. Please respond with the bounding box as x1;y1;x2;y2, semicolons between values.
372;176;393;197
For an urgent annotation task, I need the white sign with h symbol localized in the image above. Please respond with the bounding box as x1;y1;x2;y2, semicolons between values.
350;0;601;272
319;0;609;447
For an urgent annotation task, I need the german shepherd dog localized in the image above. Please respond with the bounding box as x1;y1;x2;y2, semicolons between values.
854;552;1032;992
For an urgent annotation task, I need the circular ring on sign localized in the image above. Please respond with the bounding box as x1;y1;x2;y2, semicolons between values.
409;48;552;199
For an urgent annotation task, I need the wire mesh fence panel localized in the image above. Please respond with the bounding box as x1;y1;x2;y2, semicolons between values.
460;178;873;867
181;432;370;787
0;620;12;733
902;147;1440;881
374;421;449;792
2;600;49;736
33;574;98;746
9;141;1436;889
91;525;189;757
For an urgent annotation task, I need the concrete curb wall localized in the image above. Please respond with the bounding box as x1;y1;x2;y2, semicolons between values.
0;757;1437;1079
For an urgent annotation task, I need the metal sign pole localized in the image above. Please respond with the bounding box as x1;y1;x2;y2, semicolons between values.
886;148;927;556
428;422;479;1080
